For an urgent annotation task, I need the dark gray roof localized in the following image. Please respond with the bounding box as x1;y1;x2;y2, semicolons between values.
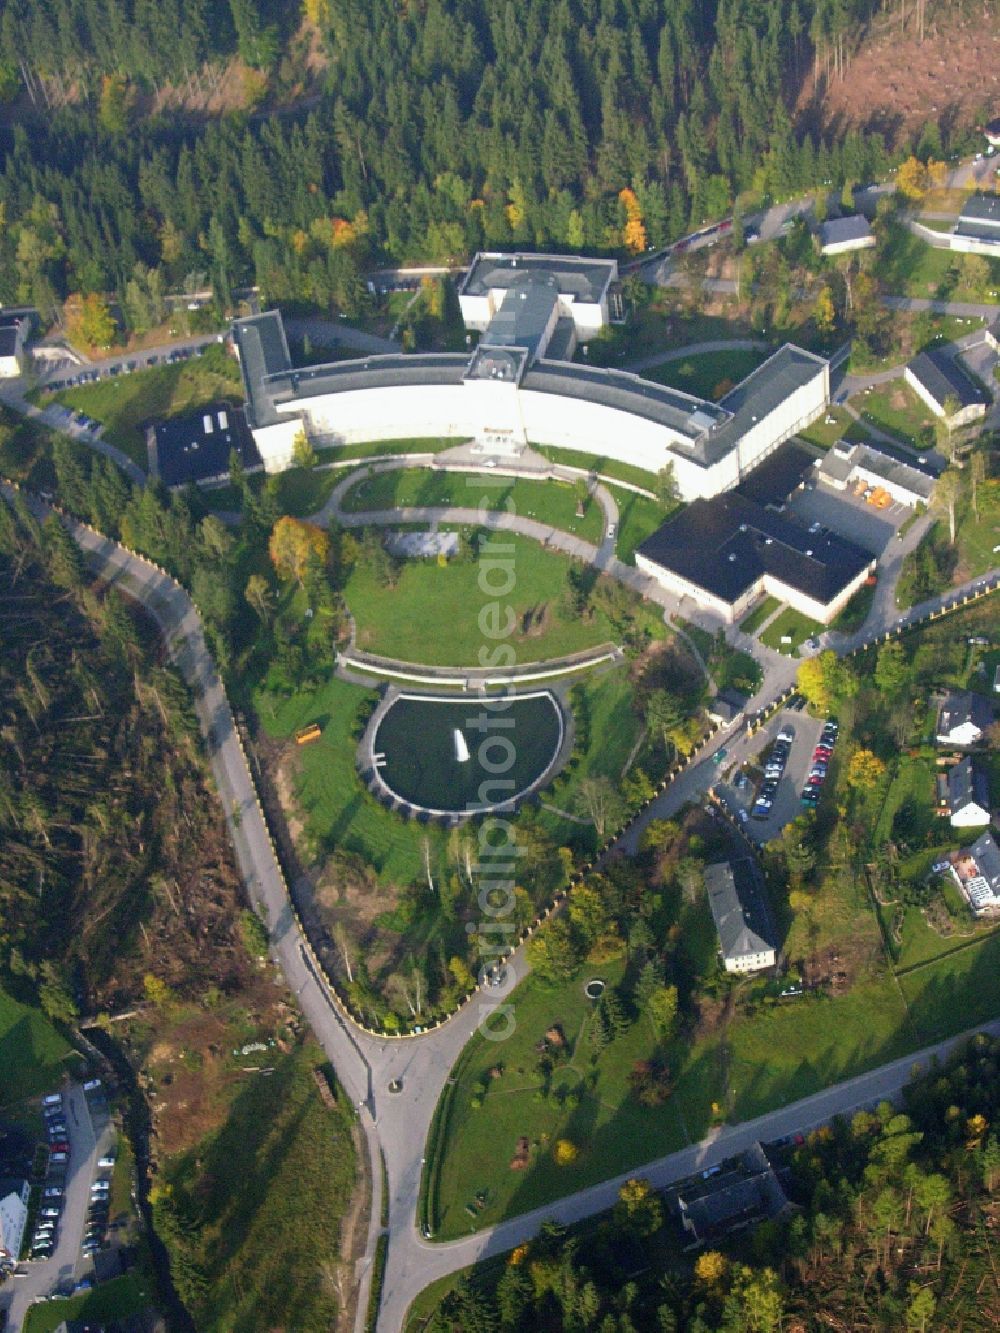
151;403;260;488
0;1176;27;1199
460;251;616;305
676;1143;789;1241
969;832;1000;890
938;690;993;739
958;194;1000;228
637;492;872;607
907;348;987;410
264;354;469;422
522;360;725;439
947;757;990;813
544;316;577;362
0;326;18;356
820;215;873;247
464;346;527;384
233;311;292;427
690;345;827;466
736;439;818;507
704;858;776;961
481;273;559;361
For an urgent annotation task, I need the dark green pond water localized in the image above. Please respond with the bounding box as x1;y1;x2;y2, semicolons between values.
373;692;563;812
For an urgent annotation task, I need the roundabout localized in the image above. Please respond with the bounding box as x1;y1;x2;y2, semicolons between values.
361;687;568;819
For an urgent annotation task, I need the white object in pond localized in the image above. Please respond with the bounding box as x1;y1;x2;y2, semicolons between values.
453;729;470;763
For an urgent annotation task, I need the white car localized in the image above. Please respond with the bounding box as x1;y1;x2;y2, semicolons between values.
83;1079;102;1092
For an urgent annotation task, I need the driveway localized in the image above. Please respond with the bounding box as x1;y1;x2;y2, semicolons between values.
1;1084;102;1332
716;709;826;844
786;484;904;558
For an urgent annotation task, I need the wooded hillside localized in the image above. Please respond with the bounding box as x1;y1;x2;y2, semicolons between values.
0;0;977;332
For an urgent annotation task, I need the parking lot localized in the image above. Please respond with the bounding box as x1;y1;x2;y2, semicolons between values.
715;708;828;843
1;1081;117;1332
787;483;906;557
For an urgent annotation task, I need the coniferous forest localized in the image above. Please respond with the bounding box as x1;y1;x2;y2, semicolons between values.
0;0;955;328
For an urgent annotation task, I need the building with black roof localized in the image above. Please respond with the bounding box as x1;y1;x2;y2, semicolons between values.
938;757;991;829
703;858;777;973
147;403;262;488
951;193;1000;255
905;347;988;428
673;1142;790;1245
735;438;818;509
635;490;874;624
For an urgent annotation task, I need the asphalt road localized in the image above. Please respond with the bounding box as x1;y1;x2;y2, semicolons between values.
715;709;827;843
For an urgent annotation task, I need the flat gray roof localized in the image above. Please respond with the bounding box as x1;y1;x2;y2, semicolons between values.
687;344;827;466
265;355;469;417
521;360;726;438
481;274;559;362
233;311;292;427
820;440;935;500
460;251;616;305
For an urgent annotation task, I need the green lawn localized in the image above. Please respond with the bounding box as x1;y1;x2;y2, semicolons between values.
345;534;628;666
739;595;781;635
0;987;76;1107
341;468;605;543
877;221;1000;303
641;348;769;400
427;958;702;1240
256;673;431;885
530;445;658;493
900;929;1000;1041
759;606;825;656
797;406;854;450
850;380;939;450
160;1042;356;1333
539;666;648;845
23;1274;151;1333
44;353;243;468
609;488;675;564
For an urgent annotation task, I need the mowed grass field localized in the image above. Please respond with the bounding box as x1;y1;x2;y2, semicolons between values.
46;355;243;467
0;987;76;1106
344;533;626;666
342;468;606;544
429;923;1000;1240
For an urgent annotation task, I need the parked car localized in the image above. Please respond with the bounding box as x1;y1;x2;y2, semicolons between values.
39;1206;61;1219
777;725;795;743
42;1094;62;1107
83;1079;102;1092
49;1152;68;1164
42;1187;63;1200
97;1154;116;1169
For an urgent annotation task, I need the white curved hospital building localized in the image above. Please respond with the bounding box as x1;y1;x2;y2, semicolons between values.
233;251;831;504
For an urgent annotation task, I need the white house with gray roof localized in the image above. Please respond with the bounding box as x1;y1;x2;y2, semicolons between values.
704;858;777;973
819;215;875;256
950;193;1000;256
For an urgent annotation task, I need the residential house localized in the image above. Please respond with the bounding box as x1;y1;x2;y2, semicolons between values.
674;1142;791;1245
818;215;875;256
938;757;991;828
936;691;993;746
704;857;777;973
951;832;1000;915
904;348;988;429
950;193;1000;256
